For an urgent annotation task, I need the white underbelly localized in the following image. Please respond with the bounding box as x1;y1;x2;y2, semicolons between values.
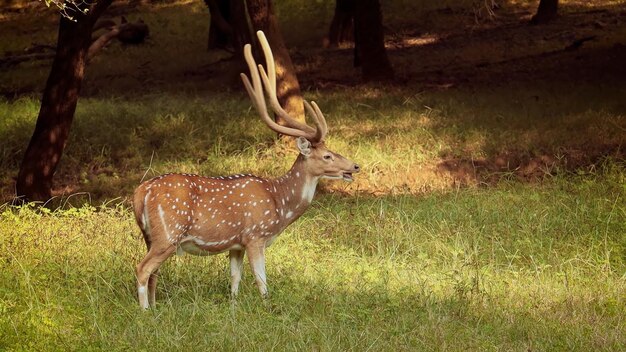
177;238;242;256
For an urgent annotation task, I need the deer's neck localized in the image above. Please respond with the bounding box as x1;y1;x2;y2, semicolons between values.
269;155;318;224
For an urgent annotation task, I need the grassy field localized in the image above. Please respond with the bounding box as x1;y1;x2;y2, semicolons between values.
1;0;625;350
1;171;625;350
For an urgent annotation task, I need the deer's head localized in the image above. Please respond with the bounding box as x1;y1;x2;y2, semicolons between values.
295;137;359;182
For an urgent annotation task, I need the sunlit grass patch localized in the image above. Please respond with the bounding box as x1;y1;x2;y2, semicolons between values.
1;79;624;201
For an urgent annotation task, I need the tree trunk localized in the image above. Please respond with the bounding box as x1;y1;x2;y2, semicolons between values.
206;0;232;50
325;0;355;48
531;0;558;24
246;0;305;125
230;0;253;59
354;0;394;82
15;1;112;202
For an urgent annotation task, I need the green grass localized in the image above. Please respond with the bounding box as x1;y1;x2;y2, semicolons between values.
1;169;624;350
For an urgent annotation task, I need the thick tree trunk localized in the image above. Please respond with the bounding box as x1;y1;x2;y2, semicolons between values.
15;1;112;202
354;0;394;82
531;0;559;24
325;0;355;48
246;0;305;124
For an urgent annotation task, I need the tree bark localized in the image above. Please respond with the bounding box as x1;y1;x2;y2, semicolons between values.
353;0;393;82
246;0;305;124
325;0;355;48
15;1;113;202
531;0;559;24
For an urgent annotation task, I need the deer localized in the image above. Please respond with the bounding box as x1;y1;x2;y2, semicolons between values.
132;31;360;309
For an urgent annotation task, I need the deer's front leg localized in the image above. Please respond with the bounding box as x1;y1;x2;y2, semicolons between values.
246;242;268;298
229;249;245;299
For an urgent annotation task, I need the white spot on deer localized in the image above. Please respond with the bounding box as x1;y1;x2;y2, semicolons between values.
264;210;270;215
286;210;293;219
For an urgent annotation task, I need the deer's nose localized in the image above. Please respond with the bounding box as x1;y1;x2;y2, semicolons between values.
353;164;361;172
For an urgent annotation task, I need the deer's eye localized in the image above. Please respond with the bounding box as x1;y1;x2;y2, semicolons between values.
323;154;332;161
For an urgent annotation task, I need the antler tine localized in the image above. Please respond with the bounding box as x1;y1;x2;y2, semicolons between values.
240;43;312;140
257;64;315;135
310;101;328;139
240;44;266;114
303;101;326;142
254;31;326;143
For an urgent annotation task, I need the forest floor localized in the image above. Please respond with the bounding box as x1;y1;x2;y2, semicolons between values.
0;0;625;350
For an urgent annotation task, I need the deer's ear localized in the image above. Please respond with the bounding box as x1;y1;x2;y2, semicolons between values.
296;137;312;157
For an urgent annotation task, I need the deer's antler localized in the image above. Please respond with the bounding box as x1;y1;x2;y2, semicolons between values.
240;31;327;144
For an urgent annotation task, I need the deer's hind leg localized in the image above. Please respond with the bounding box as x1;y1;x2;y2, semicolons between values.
136;244;175;309
148;269;159;307
229;249;245;299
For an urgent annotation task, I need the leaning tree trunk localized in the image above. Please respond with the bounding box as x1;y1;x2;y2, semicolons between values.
354;0;393;82
531;0;558;24
15;1;113;202
246;0;306;124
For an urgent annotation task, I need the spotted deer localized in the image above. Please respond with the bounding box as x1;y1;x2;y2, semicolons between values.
132;31;360;309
